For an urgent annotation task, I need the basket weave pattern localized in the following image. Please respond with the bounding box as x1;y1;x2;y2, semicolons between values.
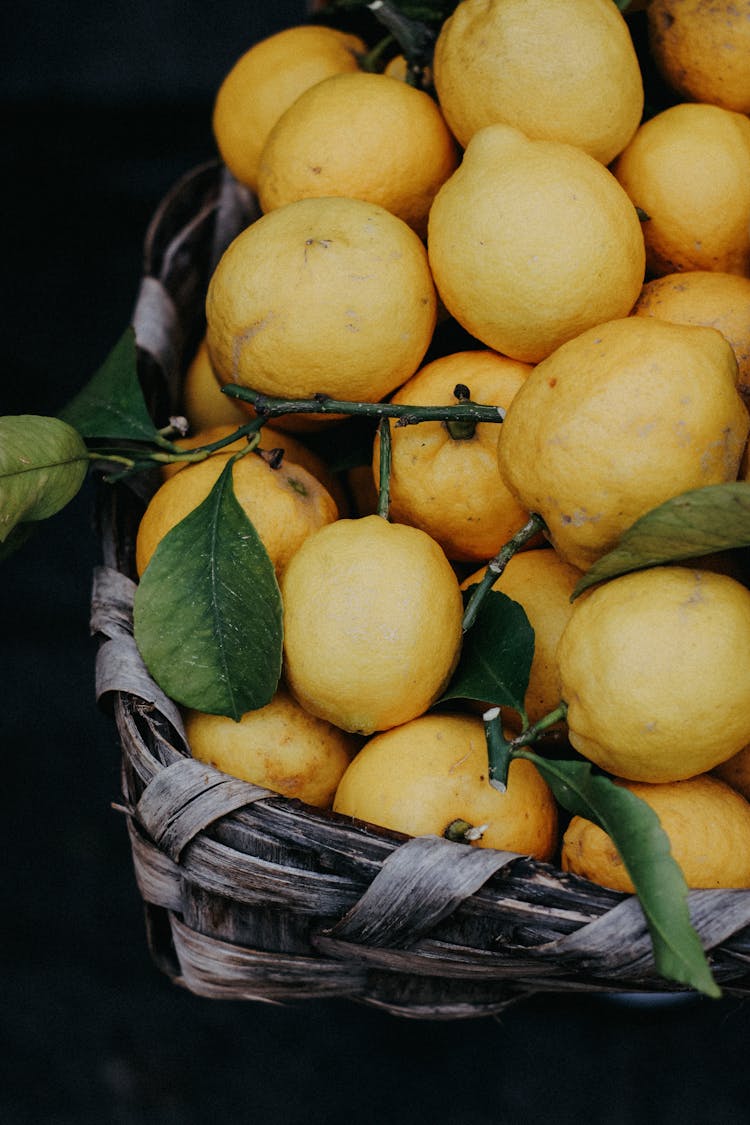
93;163;750;1017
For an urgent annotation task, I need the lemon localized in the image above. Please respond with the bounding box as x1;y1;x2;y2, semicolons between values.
333;712;558;858
206;196;436;408
562;775;750;892
257;71;458;237
427;124;645;363
280;515;463;735
613;102;750;277
496;317;749;571
557;567;750;783
647;0;750;115
432;0;643;164
185;688;357;808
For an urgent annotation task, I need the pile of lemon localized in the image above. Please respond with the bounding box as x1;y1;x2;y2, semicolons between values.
136;0;750;894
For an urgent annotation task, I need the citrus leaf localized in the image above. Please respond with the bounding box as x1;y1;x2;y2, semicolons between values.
133;458;283;719
59;326;160;443
573;482;750;598
0;415;89;542
514;752;720;998
441;587;534;717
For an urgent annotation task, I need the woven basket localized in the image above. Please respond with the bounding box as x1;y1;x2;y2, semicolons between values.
92;161;750;1018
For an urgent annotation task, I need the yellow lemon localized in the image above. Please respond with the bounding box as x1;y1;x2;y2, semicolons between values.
496;317;749;571
280;515;463;735
257;71;458;237
333;712;558;859
647;0;750;115
427;124;645;363
613;102;750;277
556;567;750;783
185;688;357;808
562;775;750;892
135;451;337;578
206;196;437;408
372;350;533;562
432;0;643;164
212;24;365;192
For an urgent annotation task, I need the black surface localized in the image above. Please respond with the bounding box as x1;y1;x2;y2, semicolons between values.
3;5;750;1123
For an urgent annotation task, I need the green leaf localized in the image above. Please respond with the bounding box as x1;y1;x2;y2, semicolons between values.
441;587;534;720
133;458;283;719
59;326;160;443
0;415;89;542
574;482;750;598
514;752;720;998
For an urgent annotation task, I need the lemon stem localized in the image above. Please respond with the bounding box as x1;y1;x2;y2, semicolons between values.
445;383;478;441
444;819;486;844
509;702;569;751
376;416;392;520
223;385;506;427
462;513;547;631
484;706;512;792
360;33;395;73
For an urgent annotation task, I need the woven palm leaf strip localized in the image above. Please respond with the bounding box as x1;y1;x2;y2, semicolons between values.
91;161;750;1015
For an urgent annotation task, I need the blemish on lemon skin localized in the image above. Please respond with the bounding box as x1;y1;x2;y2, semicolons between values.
287;477;309;497
449;750;472;773
560;508;599;528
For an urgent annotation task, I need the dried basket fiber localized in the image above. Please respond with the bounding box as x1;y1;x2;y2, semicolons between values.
92;161;750;1018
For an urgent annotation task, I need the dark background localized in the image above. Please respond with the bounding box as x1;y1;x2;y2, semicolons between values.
3;4;750;1122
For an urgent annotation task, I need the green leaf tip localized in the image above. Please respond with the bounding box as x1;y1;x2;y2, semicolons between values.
442;587;534;719
59;326;160;443
514;752;720;999
573;482;750;599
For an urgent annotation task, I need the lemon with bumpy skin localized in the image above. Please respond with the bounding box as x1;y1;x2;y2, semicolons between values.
206;196;437;409
432;0;643;164
280;515;463;735
557;567;750;784
562;775;750;892
427;124;645;363
647;0;750;116
613;102;750;277
333;712;558;858
185;688;357;808
256;71;458;238
497;317;749;572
